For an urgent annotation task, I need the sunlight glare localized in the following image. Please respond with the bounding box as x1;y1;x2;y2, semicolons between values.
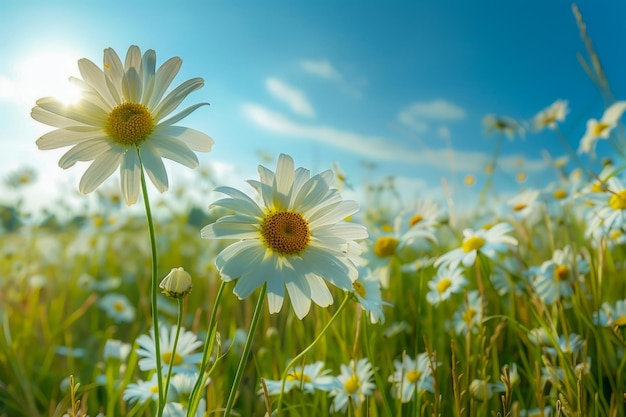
16;48;83;105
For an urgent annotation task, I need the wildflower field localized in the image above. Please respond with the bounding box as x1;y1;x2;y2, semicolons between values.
2;5;626;417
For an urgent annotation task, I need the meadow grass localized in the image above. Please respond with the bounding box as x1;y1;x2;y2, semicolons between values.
1;5;626;417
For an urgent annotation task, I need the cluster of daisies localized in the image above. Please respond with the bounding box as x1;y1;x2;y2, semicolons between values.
20;43;626;417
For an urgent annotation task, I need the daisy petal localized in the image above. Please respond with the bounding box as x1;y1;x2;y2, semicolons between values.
140;145;169;193
120;148;141;205
79;149;124;194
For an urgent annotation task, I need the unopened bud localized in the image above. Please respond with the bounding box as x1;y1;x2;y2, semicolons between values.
160;267;193;299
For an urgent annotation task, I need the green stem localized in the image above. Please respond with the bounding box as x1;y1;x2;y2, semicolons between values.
137;148;164;414
479;132;503;204
224;283;267;417
159;299;185;416
276;294;351;414
187;281;227;417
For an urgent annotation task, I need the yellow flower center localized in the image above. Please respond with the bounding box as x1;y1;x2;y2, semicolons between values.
93;216;105;228
512;203;527;212
462;236;485;253
493;119;508;129
463;307;477;325
105;102;155;145
374;237;399;258
344;374;360;394
609;190;626;210
610;229;622;240
352;281;366;298
541;115;556;126
161;351;184;366
591;182;605;193
287;371;312;383
409;215;423;227
406;370;421;383
516;172;527;183
613;316;626;327
260;211;310;255
464;175;476;186
554;264;570;281
381;224;394;233
592;122;609;137
553;189;568;199
437;278;452;293
113;301;125;312
150;384;159;394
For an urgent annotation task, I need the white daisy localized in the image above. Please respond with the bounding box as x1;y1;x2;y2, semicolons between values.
329;358;376;414
586;176;626;237
32;45;214;205
532;99;568;131
426;265;468;306
482;114;524;140
262;361;335;395
434;223;518;270
103;339;132;361
352;268;392;324
394;198;443;247
135;324;203;374
507;188;541;221
99;293;136;323
593;299;626;327
448;290;484;335
578;101;626;157
123;374;172;404
388;353;436;403
200;154;368;319
531;246;589;305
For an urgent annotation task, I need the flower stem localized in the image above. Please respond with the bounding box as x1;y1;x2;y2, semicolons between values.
159;299;184;416
137;148;164;415
223;283;267;417
276;294;351;414
187;280;227;417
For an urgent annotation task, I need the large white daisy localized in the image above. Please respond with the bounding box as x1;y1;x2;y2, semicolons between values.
200;154;368;319
32;45;214;205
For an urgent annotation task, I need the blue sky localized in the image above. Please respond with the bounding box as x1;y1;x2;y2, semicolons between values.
1;0;626;212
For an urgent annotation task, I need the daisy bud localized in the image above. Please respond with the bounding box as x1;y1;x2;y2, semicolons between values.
160;267;193;299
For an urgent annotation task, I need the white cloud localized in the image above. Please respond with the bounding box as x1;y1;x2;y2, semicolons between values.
299;59;342;80
398;99;466;132
265;78;315;117
241;103;549;173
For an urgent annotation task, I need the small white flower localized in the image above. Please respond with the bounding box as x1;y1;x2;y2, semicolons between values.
532;99;568;131
482;114;524;140
103;339;131;361
99;293;136;323
593;299;626;327
388;353;436;402
135;324;203;373
352;268;391;324
578;101;626;157
448;290;484;335
531;246;589;305
330;358;376;413
261;361;334;395
426;266;467;306
435;223;518;270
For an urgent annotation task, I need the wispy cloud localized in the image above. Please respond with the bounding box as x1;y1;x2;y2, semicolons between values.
299;59;342;80
265;78;315;117
398;99;466;132
241;103;549;173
